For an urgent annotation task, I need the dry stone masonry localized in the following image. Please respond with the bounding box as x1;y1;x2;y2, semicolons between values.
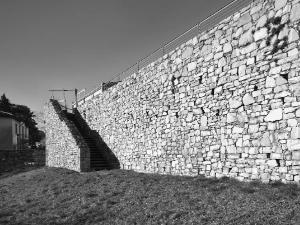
47;0;300;183
45;100;90;172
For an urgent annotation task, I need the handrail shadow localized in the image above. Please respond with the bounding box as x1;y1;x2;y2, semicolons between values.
72;108;120;170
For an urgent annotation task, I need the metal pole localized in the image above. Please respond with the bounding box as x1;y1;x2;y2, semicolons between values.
63;91;67;110
75;88;78;108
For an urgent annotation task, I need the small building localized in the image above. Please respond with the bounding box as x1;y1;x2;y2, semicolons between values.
0;111;29;150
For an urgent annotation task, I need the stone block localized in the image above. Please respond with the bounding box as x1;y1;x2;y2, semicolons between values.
227;154;240;159
239;30;253;46
287;119;298;127
288;48;299;57
233;126;244;134
227;113;236;123
229;98;242;109
237;112;248;123
271;153;283;159
192;37;198;45
200;116;208;127
294;175;300;182
238;64;246;76
215;30;223;38
291;127;300;139
238;13;251;27
214;52;223;60
279;167;287;173
267;160;278;167
264;108;283;122
261;173;270;182
291;4;300;22
218;57;227;68
266;76;276;88
278;25;289;40
287;140;300;151
227;145;237;154
182;46;193;59
248;124;259;133
276;76;287;86
241;42;257;54
261;132;271;147
186;113;193;122
290;83;300;96
242;93;255;105
296;109;300;118
269;66;281;75
254;28;268;41
292;150;300;160
247;57;255;65
187;62;197;71
256;15;267;28
161;74;168;84
223;43;232;53
289;29;299;42
201;45;212;56
275;0;287;10
250;4;262;14
234;27;243;39
268;122;276;131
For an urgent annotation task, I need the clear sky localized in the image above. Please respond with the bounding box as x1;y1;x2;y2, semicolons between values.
0;0;233;112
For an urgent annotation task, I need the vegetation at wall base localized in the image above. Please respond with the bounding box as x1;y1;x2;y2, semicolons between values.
1;167;300;225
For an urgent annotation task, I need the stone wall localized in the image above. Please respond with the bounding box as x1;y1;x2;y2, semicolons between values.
73;0;300;182
44;100;90;172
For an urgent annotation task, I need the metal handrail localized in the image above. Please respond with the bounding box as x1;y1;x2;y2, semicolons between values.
78;0;253;102
50;97;74;113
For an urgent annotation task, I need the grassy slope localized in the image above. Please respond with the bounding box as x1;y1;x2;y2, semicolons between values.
1;168;300;225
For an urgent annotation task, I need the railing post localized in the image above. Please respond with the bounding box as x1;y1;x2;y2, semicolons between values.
63;91;67;110
75;88;78;108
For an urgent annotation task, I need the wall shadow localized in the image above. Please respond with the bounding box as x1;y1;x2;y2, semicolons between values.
72;109;120;170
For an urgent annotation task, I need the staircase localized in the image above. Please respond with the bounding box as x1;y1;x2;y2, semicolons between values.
65;112;111;171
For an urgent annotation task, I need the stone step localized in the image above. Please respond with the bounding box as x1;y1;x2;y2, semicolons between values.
65;112;113;171
90;159;107;162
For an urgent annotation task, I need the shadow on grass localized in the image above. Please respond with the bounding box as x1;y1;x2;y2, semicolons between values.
184;174;300;198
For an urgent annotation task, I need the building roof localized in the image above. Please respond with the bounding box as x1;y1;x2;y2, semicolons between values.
0;111;16;120
0;111;28;126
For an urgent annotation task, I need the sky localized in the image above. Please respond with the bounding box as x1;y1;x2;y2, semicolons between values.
0;0;233;112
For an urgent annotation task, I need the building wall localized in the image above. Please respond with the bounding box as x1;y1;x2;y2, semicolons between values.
0;118;13;150
0;118;29;150
12;120;29;149
47;0;300;182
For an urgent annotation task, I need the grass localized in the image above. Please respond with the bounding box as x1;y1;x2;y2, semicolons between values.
1;168;300;225
0;164;42;180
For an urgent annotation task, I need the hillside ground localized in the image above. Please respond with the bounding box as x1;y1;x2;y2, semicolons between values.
1;167;300;225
